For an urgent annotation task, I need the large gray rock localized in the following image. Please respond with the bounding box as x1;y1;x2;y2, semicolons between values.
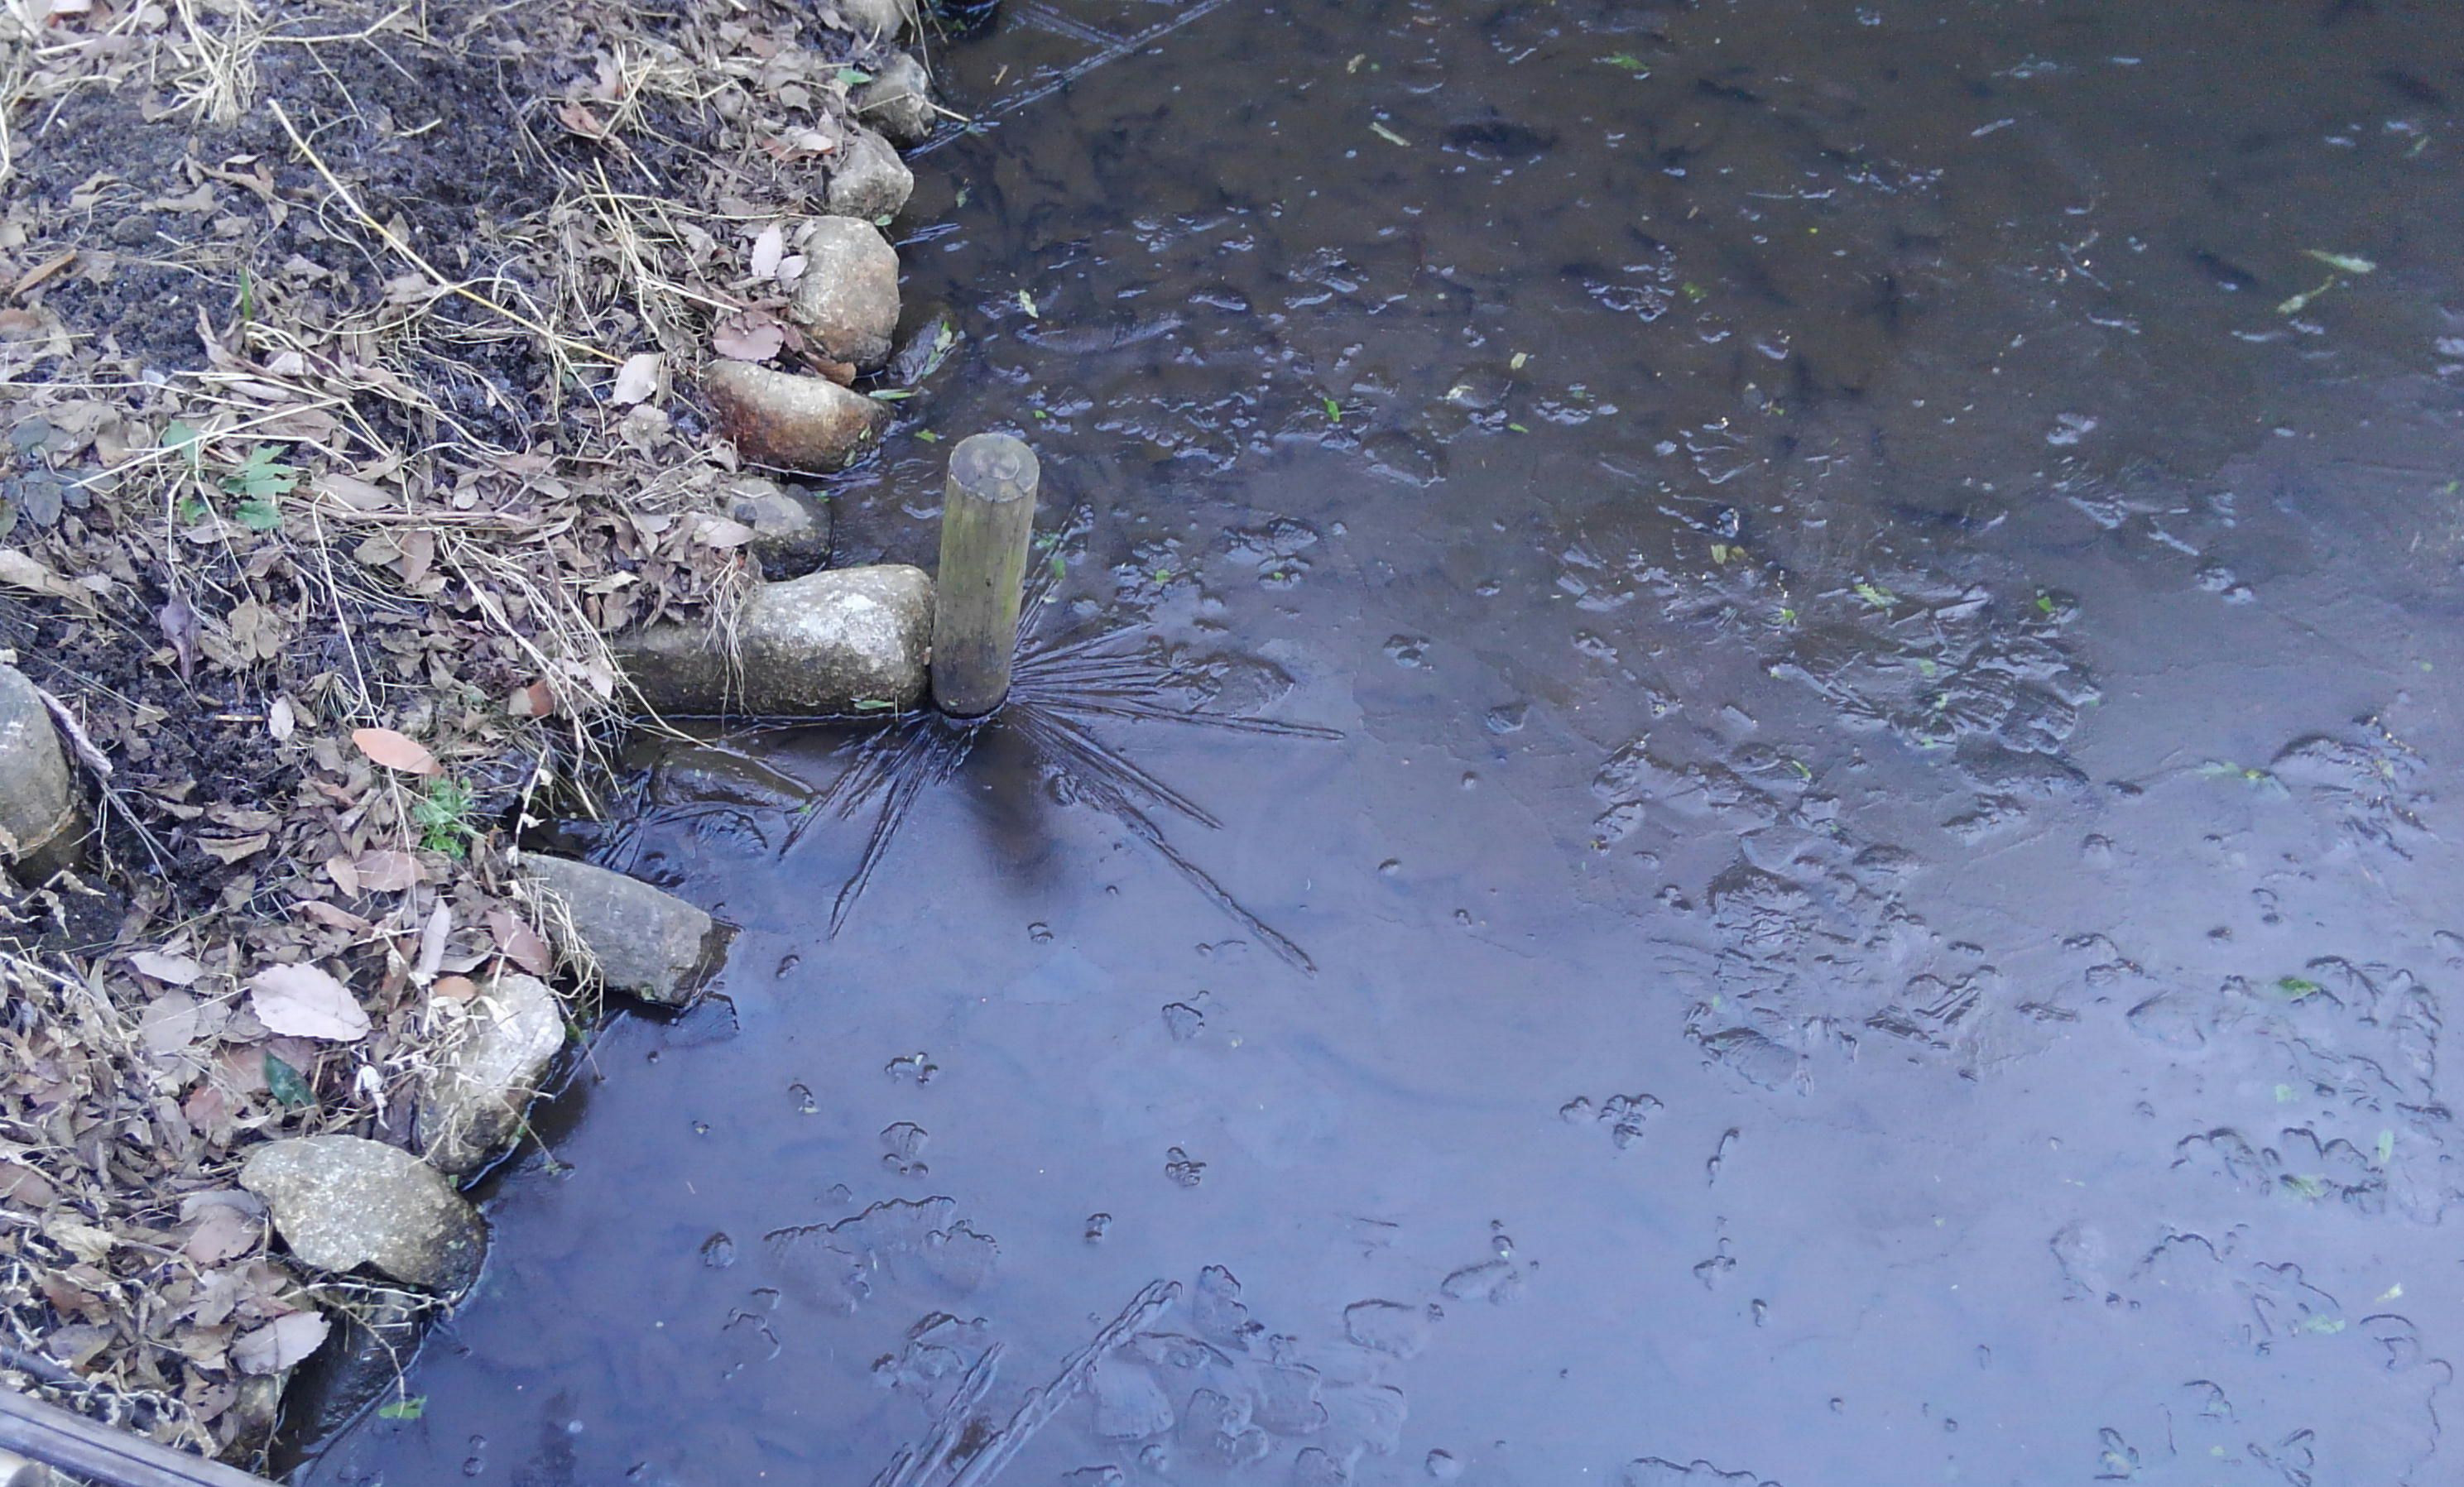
705;360;886;474
521;855;726;1007
825;124;915;221
788;217;901;371
0;665;80;880
239;1136;486;1293
415;972;565;1176
724;475;832;579
614;564;933;717
833;0;913;42
852;51;935;148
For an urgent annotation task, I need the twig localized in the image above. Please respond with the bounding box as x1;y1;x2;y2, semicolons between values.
267;99;623;366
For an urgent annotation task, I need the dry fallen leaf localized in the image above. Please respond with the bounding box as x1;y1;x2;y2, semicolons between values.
414;899;451;986
556;99;610;140
750;222;785;281
316;472;393;511
158;592;198;681
183;1204;256;1265
351;727;438;776
198;832;272;863
352;850;420;891
247;962;371;1042
612;351;662;406
233;1312;329;1375
128;948;203;986
694;516;757;549
713;310;786;362
506;680;556;719
487;908;555;976
268;696;296;741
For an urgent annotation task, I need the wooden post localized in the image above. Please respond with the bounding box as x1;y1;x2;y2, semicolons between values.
0;1387;278;1487
930;433;1040;717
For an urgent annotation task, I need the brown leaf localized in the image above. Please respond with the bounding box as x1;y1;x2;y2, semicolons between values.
233;1311;329;1374
128;948;204;986
350;727;438;776
713;311;786;362
352;850;420;891
297;900;372;933
246;962;371;1042
414;899;451;985
197;832;272;863
694;516;757;549
556;99;610;140
506;680;556;719
432;974;478;1001
315;472;393;511
184;1205;256;1265
488;908;555;976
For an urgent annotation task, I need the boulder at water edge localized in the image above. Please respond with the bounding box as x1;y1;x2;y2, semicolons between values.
724;475;832;578
612;564;933;717
415;972;566;1176
239;1136;486;1293
825;123;915;220
788;217;901;370
852;51;935;147
521;855;728;1007
705;360;887;473
834;0;913;42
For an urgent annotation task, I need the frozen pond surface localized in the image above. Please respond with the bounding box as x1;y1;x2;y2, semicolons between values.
305;1;2464;1482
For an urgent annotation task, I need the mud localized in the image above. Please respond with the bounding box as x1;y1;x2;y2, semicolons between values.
304;1;2464;1483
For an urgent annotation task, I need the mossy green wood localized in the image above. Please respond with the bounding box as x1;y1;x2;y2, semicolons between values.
929;434;1040;717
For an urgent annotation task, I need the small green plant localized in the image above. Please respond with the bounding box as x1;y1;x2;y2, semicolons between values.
377;1395;427;1422
220;443;298;532
412;777;479;858
1601;52;1649;73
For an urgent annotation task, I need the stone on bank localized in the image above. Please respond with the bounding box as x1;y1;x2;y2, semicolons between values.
852;50;935;148
787;216;901;371
415;971;566;1177
613;564;933;717
704;359;886;473
521;854;728;1007
238;1136;486;1293
0;664;82;881
723;475;832;578
824;123;915;220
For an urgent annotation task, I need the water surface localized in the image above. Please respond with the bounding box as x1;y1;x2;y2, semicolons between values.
307;2;2464;1482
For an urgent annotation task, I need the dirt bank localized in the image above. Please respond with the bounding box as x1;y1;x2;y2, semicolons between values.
0;0;945;1464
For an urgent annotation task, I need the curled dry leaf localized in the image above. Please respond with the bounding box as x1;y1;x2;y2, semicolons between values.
612;352;663;406
233;1312;329;1375
247;962;372;1042
351;727;438;776
414;899;452;986
157;592;198;681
